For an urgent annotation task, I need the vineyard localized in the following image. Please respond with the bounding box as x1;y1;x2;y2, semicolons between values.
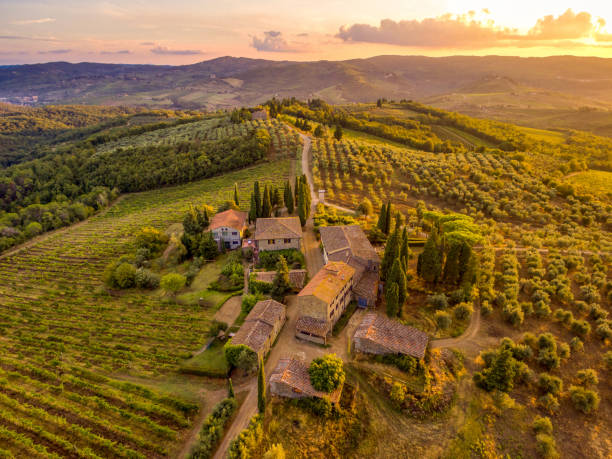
0;160;291;457
310;137;611;252
96;117;302;160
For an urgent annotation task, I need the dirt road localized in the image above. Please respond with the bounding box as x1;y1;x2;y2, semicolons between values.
430;306;481;353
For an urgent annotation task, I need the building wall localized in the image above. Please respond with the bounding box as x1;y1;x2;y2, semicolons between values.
256;237;301;251
212;226;242;249
270;380;308;399
298;295;328;322
298;277;353;327
254;310;287;362
295;330;326;344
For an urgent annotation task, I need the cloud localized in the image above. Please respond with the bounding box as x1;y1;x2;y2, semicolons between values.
528;9;594;39
140;42;155;46
101;50;131;54
336;9;611;49
38;49;71;54
150;46;202;55
12;18;55;25
0;35;57;41
251;31;297;52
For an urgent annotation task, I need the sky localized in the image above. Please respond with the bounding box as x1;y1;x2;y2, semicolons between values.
1;0;612;65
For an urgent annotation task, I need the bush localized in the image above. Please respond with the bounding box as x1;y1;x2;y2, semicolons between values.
453;302;473;321
135;226;169;257
294;397;335;418
576;369;598;387
24;221;43;238
535;434;559;459
160;273;186;294
503;303;524;326
374;353;418;374
109;262;137;289
532;416;553;435
595;321;612;340
538;373;562;395
224;343;257;372
604;351;612;370
569;337;583;352
134;268;160;289
189;398;237;459
434;311;452;329
241;293;262;314
569;385;600;413
257;249;304;270
537;393;560;414
427;293;448;310
570;320;591;337
308;354;345;393
228;415;263;459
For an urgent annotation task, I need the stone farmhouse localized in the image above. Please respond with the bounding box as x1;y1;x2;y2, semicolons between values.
254;217;303;252
253;269;308;290
353;313;429;360
230;299;286;361
319;225;380;307
209;209;248;250
269;356;343;403
295;261;355;344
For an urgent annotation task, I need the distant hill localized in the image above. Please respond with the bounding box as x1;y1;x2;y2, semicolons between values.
2;55;612;135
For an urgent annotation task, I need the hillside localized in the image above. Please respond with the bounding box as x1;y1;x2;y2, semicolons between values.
2;55;612;135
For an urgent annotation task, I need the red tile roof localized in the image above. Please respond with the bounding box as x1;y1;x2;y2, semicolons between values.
231;299;285;353
298;261;354;304
354;313;429;359
253;269;308;289
209;209;248;231
254;217;302;240
295;316;330;337
270;357;342;403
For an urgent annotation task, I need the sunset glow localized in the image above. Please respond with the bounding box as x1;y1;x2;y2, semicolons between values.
1;0;612;64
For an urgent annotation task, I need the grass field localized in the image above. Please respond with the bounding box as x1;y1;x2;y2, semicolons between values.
515;125;566;144
566;170;612;197
0;159;291;457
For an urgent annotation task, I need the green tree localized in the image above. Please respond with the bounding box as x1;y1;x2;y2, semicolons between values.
474;348;518;392
254;181;262;218
199;232;219;259
258;357;266;413
388;258;407;307
263;443;286;459
297;181;310;226
399;227;411;265
284;180;294;214
386;282;399;317
262;185;272;218
228;378;235;398
384;202;392;235
376;203;387;233
248;192;257;223
309;354;345;393
357;197;373;215
381;227;400;281
313;125;324;138
233;183;240;207
112;262;137;289
333;125;343;141
271;256;291;301
272;187;282;208
160;273;186;295
24;221;43;238
417;228;443;283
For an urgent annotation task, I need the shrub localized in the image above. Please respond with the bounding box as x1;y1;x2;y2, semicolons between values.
135;226;169;257
576;369;598;387
588;304;607;320
375;354;417;374
160;273;186;294
295;397;334;418
604;351;612;370
228;415;263;459
569;337;583;352
189;398;237;458
224;343;257;372
434;311;452;329
390;382;407;406
257;249;304;270
570;320;591;337
503;303;524;326
474;347;519;392
558;343;570;360
263;444;286;459
569;386;600;413
595;321;612;340
453;302;473;321
535;434;559;459
532;416;553;435
24;221;43;237
112;262;137;289
427;293;449;310
241;293;262;314
538;373;562;395
308;354;345;393
134;268;160;289
537;393;560;414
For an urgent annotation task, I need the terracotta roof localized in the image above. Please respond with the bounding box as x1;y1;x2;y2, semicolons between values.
295;316;330;337
231;299;285;353
270;357;342;403
320;225;379;264
352;271;379;303
298;261;355;304
254;217;302;240
209;209;248;231
246;299;285;327
354;313;429;359
254;270;308;290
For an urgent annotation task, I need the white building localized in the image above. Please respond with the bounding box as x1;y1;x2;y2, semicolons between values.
209;209;248;250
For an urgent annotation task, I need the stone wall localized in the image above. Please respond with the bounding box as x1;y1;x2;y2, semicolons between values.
256;237;301;251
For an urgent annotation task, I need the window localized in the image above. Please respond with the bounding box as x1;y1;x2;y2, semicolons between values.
267;239;275;244
284;238;291;243
232;231;238;236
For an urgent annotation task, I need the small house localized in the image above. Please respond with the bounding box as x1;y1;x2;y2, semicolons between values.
253;269;308;290
254;217;303;252
209;209;248;250
230;299;286;360
353;313;429;360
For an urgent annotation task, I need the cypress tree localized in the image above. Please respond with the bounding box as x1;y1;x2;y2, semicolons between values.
386;282;399;317
257;357;266;413
254;181;262;218
384;201;392;235
233;183;240;207
248;192;257;223
271;256;291;301
400;227;411;262
381;227;400;281
443;242;463;285
284;180;294;214
417;228;443;283
388;258;407;307
228;378;235;398
294;176;300;206
272;187;282;208
394;211;403;229
377;203;387;233
262;185;272;218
